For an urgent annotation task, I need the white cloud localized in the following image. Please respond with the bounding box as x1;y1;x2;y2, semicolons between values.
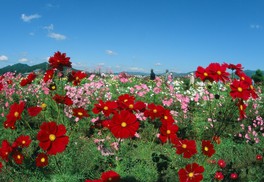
98;63;105;66
155;62;162;66
128;67;145;72
0;55;8;61
45;3;59;9
18;58;29;62
29;32;35;36
48;32;66;40
21;14;41;22
105;50;117;56
44;24;54;31
250;24;261;29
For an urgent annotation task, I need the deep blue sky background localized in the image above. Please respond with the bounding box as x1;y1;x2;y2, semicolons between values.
0;0;263;73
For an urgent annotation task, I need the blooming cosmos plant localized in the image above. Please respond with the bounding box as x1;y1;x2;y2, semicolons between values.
37;121;69;155
178;163;205;182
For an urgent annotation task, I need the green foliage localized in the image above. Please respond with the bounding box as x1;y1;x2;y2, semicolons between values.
1;70;264;182
251;69;264;83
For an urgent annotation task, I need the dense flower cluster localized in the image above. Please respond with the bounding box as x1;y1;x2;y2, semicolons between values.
0;51;263;181
195;62;259;120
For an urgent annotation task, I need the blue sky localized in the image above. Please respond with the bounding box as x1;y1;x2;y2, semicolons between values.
0;0;263;73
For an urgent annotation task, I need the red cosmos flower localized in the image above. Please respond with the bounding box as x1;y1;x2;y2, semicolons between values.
101;170;121;182
4;101;25;129
230;173;238;180
27;106;42;117
159;123;178;144
208;63;230;83
144;103;165;120
53;94;66;104
249;84;258;99
0;83;3;91
20;72;37;86
68;71;87;86
256;154;263;161
195;66;213;82
15;135;31;148
48;51;72;71
20;78;29;86
85;180;102;182
27;72;36;84
119;99;146;113
218;159;226;168
102;120;112;128
230;79;251;100
109;110;139;139
6;79;12;84
43;69;54;83
160;109;175;125
12;151;24;164
215;171;224;181
202;140;215;157
173;139;197;158
72;107;89;119
117;94;135;109
237;99;247;120
37;121;69;155
236;71;251;84
36;153;49;167
92;100;118;117
228;63;243;72
0;140;12;162
178;162;204;182
53;94;73;106
6;101;25;120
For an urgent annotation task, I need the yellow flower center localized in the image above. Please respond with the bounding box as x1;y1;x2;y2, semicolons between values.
41;157;46;163
57;60;60;62
51;86;56;90
250;85;254;90
164;116;168;120
41;103;47;109
48;75;51;78
76;76;79;80
49;134;56;141
217;71;221;75
204;146;209;151
17;155;21;159
121;122;127;127
22;140;26;144
104;106;108;110
153;109;157;113
182;144;187;149
14;111;19;117
78;112;83;116
241;76;245;80
108;178;112;181
188;172;194;178
166;130;171;134
240;105;243;111
5;152;8;155
129;104;134;109
204;72;208;77
237;87;243;92
124;99;128;102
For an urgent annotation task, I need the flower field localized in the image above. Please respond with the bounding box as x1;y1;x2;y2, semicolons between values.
0;52;264;182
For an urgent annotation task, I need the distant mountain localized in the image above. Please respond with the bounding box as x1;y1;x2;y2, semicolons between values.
0;62;49;75
244;70;264;77
0;62;262;78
